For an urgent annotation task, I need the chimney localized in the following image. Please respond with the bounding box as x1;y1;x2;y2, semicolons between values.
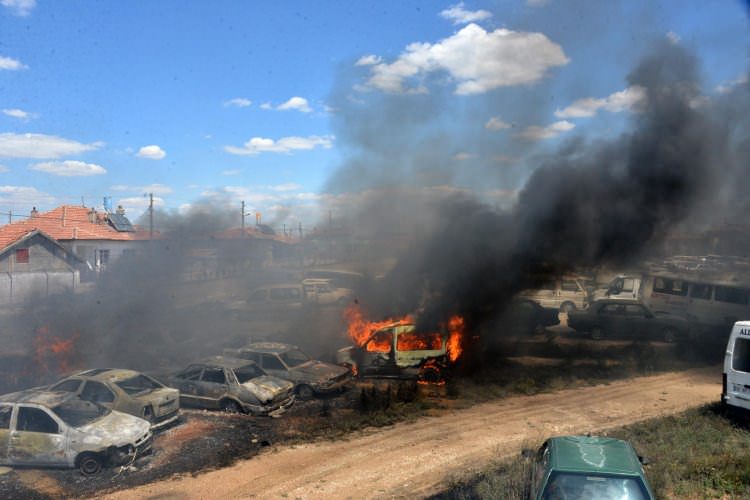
88;207;96;224
30;207;38;218
116;204;125;215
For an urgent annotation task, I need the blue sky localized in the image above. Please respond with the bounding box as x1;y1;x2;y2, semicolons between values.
0;0;748;229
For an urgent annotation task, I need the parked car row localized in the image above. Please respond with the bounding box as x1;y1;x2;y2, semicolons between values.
0;341;350;475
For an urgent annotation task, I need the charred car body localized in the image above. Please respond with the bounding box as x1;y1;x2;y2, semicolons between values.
49;368;180;429
162;356;295;415
336;322;452;380
224;342;351;400
0;390;152;474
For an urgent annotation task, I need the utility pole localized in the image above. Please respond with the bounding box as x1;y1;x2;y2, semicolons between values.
283;223;286;238
8;210;11;224
148;193;154;240
241;200;246;236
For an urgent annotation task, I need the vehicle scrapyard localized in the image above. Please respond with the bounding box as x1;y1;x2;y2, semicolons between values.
2;2;750;499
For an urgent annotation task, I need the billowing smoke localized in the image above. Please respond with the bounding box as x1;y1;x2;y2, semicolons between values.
326;41;741;334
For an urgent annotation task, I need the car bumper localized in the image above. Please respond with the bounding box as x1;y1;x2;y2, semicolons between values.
244;394;296;417
312;376;351;394
151;409;180;430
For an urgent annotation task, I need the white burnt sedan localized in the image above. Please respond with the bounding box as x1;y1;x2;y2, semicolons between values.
0;390;152;474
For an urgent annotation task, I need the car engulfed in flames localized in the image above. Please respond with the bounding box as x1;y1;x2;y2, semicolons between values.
336;305;464;383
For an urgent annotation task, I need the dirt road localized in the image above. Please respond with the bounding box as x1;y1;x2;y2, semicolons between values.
104;367;720;500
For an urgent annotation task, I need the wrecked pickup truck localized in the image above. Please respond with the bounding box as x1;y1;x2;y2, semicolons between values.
161;356;295;416
0;390;152;474
336;322;457;381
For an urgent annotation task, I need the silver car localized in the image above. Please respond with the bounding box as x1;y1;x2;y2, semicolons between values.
0;390;152;474
163;356;295;416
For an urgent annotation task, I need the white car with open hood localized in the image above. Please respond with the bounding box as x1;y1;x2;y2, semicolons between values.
0;390;152;474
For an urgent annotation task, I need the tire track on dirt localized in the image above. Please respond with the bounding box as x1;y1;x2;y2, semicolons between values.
102;367;720;500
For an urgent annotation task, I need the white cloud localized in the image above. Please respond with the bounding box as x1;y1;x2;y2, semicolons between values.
485;117;512;130
30;160;107;177
453;152;475;161
0;185;54;207
554;86;646;119
355;55;382;66
117;195;165;217
224;97;252;108
1;0;35;16
363;23;568;95
0;133;101;159
666;31;680;44
136;145;166;160
262;96;312;113
716;73;748;94
111;183;172;195
270;183;302;192
440;2;492;25
224;135;334;155
2;108;37;121
222;169;242;176
518;120;575;140
0;55;27;70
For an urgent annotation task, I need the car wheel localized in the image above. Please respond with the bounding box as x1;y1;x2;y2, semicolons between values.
591;326;604;340
78;452;103;475
296;384;315;400
662;328;677;343
560;302;576;313
221;399;242;413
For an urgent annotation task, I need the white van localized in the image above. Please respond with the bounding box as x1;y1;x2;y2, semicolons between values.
519;276;592;312
723;321;750;414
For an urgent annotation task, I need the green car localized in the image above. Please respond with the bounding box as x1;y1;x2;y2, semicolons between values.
529;435;654;499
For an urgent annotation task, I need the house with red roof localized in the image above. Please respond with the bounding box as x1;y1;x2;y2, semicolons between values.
0;205;151;283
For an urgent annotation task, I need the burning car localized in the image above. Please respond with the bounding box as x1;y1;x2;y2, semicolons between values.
48;368;180;429
162;356;295;416
336;308;464;380
0;390;152;475
223;342;351;399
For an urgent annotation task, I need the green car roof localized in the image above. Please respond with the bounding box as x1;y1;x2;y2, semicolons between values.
549;436;643;476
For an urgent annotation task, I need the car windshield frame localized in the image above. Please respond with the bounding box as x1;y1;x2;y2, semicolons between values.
115;374;163;395
542;471;649;500
234;364;266;383
279;349;312;367
51;400;111;427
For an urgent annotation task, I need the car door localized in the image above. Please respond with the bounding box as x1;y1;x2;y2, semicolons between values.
173;366;205;407
195;367;231;408
598;304;626;337
9;405;67;466
0;405;12;464
260;353;288;379
80;380;116;409
624;304;650;338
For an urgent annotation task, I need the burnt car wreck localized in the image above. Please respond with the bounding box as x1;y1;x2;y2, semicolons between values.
336;321;461;382
162;356;296;416
224;342;351;399
0;391;152;475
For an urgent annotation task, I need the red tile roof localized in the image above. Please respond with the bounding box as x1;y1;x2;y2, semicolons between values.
0;205;151;249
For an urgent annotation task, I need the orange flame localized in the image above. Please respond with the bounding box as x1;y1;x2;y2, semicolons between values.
33;326;79;375
343;304;412;349
446;315;464;363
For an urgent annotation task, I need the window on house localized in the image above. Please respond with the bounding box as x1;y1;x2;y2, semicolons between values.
99;249;110;265
15;248;29;264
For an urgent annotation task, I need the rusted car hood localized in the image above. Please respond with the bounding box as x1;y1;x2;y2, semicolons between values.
242;375;294;402
76;410;150;447
291;361;349;383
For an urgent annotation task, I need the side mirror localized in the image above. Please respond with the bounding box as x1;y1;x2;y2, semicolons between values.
521;448;535;459
638;455;650;465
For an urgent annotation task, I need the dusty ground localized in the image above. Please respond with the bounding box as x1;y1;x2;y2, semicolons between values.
99;366;720;500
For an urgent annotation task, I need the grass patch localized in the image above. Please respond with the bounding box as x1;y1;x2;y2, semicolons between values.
432;404;750;499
